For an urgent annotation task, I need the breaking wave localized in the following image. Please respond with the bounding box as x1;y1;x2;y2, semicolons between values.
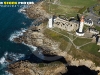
4;71;13;75
22;42;37;51
7;53;25;61
0;52;25;66
0;52;8;65
0;51;25;74
22;42;44;60
18;5;29;18
9;28;27;42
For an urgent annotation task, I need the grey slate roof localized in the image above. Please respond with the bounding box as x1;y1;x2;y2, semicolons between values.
84;19;93;24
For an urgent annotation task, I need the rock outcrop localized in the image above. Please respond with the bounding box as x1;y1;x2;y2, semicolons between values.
8;61;67;75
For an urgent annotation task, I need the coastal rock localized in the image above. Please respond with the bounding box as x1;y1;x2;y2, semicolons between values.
9;1;100;75
8;61;67;75
25;1;50;25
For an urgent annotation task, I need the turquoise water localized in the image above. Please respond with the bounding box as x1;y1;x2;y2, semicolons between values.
0;0;38;74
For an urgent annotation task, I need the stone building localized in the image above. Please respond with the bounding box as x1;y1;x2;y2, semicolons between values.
89;28;99;34
84;18;93;26
53;17;79;32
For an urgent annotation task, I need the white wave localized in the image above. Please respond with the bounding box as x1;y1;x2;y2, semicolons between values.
9;28;27;42
0;57;6;65
21;28;27;32
4;52;8;57
4;71;13;75
0;52;8;65
0;52;9;71
0;52;25;65
8;53;25;61
18;5;29;13
0;53;25;74
22;42;37;51
18;7;26;13
22;42;45;60
18;5;29;18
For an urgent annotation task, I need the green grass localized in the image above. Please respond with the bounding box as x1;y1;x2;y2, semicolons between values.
83;25;89;31
43;27;100;66
43;29;69;50
81;43;100;57
93;5;100;16
95;25;100;31
49;4;79;16
43;0;98;17
68;45;100;66
53;27;76;40
73;37;92;46
60;0;97;7
78;6;87;14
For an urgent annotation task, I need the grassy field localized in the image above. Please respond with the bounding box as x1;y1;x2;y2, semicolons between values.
60;0;97;7
95;25;100;32
52;27;76;40
93;5;100;16
42;3;78;17
43;0;98;17
68;45;100;66
80;43;100;57
73;37;92;46
43;26;100;66
43;29;69;51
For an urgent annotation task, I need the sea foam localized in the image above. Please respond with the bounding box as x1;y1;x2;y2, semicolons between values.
9;28;27;42
0;52;8;65
0;52;25;70
18;5;29;18
4;71;13;75
7;53;25;61
0;52;9;71
0;57;6;65
22;42;37;51
22;42;45;60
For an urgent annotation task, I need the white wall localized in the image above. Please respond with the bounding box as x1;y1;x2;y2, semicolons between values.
48;18;53;28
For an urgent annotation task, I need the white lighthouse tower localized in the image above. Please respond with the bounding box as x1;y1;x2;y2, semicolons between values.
76;16;84;36
48;16;53;28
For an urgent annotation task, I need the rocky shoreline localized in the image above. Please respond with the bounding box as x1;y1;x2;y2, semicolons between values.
7;1;100;75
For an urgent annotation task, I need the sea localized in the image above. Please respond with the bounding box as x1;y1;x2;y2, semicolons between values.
0;0;39;75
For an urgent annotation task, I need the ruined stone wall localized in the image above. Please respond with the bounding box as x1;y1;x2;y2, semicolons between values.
53;17;79;31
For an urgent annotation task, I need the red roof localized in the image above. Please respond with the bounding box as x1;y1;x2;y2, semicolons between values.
80;16;84;22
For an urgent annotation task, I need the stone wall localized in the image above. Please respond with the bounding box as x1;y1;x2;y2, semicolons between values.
53;17;79;31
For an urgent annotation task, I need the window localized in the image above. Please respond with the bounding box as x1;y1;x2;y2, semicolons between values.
63;23;65;25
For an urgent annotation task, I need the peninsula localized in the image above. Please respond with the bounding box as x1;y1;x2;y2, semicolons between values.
8;0;100;75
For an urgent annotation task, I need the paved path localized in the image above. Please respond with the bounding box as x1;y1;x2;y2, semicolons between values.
78;42;92;48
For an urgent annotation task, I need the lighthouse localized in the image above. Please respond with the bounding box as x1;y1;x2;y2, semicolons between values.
48;16;53;28
76;16;84;36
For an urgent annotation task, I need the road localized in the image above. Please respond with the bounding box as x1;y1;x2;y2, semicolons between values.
85;4;100;26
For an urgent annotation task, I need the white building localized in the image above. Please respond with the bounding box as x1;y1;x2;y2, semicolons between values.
89;28;99;34
84;19;93;26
